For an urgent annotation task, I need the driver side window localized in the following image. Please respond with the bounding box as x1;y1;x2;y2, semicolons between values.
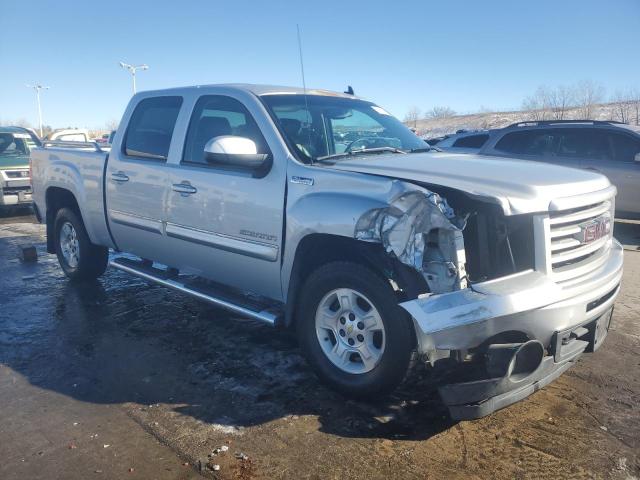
183;95;269;166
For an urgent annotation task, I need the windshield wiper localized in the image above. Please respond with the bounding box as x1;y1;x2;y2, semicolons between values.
316;147;407;162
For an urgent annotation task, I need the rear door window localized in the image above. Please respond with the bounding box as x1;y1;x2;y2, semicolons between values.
608;132;640;162
452;134;489;149
124;96;183;160
494;129;556;156
555;129;610;160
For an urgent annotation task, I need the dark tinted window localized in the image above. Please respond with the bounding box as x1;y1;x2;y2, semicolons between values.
608;132;640;162
555;128;610;160
183;95;269;165
452;134;489;148
125;96;182;160
495;129;556;156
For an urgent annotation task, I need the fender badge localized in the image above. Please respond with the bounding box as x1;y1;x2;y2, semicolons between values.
290;176;314;186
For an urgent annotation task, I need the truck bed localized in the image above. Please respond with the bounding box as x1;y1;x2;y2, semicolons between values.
30;143;116;250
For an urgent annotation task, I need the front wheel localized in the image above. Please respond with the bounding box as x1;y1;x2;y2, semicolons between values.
297;261;415;397
54;207;109;280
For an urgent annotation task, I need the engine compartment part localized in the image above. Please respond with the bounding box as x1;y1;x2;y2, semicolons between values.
355;189;468;294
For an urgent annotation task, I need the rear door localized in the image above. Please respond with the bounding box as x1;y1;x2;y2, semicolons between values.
164;93;286;300
580;130;640;216
106;95;183;264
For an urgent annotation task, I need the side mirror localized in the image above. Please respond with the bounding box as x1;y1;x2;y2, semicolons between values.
204;136;269;169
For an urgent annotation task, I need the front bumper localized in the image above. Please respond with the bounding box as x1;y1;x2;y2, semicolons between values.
400;240;623;419
0;188;32;206
1;170;32;206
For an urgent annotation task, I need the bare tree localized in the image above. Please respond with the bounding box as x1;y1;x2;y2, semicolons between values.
403;106;421;128
548;85;575;120
522;86;551;121
629;88;640;126
427;106;456;119
574;80;605;119
0;118;33;128
105;119;119;131
611;89;633;124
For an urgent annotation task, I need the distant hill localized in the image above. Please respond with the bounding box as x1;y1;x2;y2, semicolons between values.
412;102;639;139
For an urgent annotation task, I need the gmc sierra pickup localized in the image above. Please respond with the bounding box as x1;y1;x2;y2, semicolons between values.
31;84;623;420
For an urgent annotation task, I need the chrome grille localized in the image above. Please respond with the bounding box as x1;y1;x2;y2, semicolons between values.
548;198;614;286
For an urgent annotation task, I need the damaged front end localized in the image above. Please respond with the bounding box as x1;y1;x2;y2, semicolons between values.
355;189;469;294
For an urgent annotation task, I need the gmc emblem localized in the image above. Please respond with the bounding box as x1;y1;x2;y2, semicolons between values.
575;215;611;244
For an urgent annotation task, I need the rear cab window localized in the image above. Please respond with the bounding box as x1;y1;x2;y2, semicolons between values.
124;96;183;160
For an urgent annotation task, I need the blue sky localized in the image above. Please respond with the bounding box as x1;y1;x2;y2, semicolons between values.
1;0;639;129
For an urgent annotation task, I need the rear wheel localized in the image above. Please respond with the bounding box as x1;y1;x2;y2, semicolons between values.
54;208;108;280
297;261;415;397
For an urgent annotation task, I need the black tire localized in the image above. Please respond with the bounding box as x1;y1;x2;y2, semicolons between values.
297;261;415;397
54;207;108;280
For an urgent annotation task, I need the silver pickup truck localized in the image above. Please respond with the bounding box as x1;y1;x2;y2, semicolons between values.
31;84;623;420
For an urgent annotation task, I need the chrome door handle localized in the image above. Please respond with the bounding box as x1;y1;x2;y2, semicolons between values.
111;171;129;183
172;183;197;196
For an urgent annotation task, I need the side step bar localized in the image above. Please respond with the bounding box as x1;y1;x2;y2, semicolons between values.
110;257;281;326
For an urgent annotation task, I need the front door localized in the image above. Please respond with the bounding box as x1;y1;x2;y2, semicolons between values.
164;94;286;300
106;96;183;264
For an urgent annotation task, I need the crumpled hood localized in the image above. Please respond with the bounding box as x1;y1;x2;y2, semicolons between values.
327;151;611;215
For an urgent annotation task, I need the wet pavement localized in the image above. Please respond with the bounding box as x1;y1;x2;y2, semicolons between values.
1;207;639;479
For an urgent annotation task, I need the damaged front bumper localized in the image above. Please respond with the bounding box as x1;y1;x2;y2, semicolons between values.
400;239;623;420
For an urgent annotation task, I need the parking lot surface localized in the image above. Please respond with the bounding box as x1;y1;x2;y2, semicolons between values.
1;208;639;479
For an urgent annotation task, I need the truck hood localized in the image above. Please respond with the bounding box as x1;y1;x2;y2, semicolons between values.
0;153;30;170
327;151;611;215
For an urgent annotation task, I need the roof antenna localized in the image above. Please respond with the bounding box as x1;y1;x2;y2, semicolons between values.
344;86;355;95
296;24;313;165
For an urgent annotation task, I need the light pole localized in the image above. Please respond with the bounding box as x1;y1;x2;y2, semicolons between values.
119;62;149;94
26;84;49;138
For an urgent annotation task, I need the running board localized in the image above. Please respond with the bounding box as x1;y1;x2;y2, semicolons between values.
109;257;281;326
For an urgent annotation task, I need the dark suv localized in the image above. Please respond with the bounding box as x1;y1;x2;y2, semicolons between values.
440;121;640;218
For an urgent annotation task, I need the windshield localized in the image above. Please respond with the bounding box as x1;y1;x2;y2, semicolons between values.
0;133;30;156
261;94;427;162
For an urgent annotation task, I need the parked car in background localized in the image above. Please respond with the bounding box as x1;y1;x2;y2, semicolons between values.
31;84;622;420
0;126;40;207
46;128;90;142
437;121;640;218
435;130;493;153
95;133;111;144
423;134;450;146
470;121;640;219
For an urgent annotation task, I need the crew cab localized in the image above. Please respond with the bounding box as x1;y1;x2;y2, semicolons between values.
0;126;40;207
31;84;623;419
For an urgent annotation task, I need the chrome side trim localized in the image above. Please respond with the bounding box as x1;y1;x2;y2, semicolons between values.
109;210;163;234
109;259;278;326
165;223;278;262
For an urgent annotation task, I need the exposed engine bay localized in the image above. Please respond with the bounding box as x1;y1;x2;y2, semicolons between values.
355;184;535;295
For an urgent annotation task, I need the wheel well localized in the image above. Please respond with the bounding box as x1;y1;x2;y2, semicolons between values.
283;233;427;328
45;187;80;253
